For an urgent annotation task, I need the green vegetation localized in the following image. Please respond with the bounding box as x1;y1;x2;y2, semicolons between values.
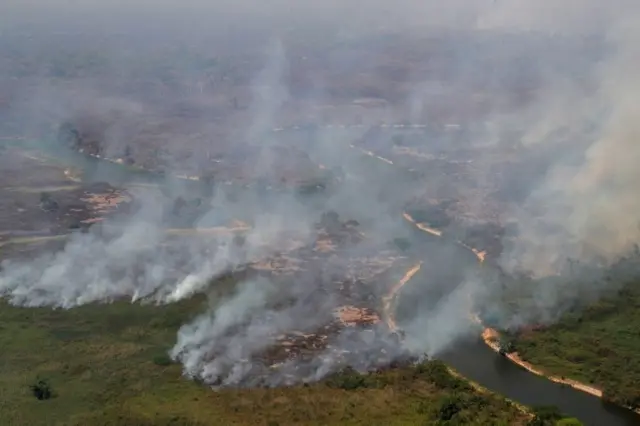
555;418;584;426
526;406;582;426
30;378;54;401
498;338;516;356
0;298;529;425
510;280;640;410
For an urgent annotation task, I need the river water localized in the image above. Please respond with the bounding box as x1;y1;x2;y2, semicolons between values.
3;132;640;426
396;227;640;426
440;340;639;426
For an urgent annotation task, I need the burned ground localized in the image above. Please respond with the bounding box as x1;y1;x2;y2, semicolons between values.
0;148;131;237
0;157;415;390
173;215;415;388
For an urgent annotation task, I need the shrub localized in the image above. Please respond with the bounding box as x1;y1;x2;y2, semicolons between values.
435;394;463;421
30;379;53;400
153;353;174;366
603;385;640;410
325;367;377;390
415;360;471;391
498;338;516;355
527;405;564;426
393;237;412;252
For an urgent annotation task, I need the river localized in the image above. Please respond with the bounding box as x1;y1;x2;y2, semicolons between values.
396;207;640;426
2;128;639;426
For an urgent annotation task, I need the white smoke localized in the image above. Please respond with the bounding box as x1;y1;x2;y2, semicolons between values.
2;0;640;388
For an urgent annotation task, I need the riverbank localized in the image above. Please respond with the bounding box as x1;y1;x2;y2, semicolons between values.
494;282;640;416
446;365;534;420
399;209;640;422
481;327;604;397
480;324;640;416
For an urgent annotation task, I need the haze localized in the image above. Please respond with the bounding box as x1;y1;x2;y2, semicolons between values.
1;0;640;385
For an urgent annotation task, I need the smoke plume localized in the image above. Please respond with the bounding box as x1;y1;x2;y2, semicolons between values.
1;0;640;386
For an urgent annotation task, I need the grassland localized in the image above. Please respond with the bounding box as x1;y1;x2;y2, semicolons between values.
508;279;640;410
0;293;535;426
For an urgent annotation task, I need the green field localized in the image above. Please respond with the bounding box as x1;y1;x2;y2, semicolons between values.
0;294;533;426
509;279;640;410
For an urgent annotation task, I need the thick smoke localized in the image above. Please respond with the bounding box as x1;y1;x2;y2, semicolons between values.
1;0;640;386
0;19;414;385
471;2;640;330
499;7;640;274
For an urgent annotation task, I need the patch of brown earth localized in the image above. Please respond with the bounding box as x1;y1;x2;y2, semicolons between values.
334;305;381;327
250;255;305;276
345;253;406;282
80;190;132;224
314;235;337;253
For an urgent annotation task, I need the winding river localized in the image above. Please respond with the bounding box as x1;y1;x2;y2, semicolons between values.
396;216;640;426
2;126;639;426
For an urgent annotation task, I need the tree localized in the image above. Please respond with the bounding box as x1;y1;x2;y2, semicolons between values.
320;210;340;229
172;197;187;216
39;192;59;212
40;192;51;203
57;122;81;147
325;367;374;390
233;234;246;247
527;405;564;426
202;171;216;187
153;353;173;366
498;337;516;355
124;145;135;165
393;237;411;252
30;379;53;400
434;394;463;421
